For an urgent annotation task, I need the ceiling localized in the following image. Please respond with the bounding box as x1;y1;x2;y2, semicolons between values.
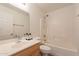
34;3;74;13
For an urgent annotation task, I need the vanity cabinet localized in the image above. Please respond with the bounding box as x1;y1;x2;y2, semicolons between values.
12;43;41;56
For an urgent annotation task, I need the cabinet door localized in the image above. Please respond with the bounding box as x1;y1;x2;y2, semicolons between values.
12;43;40;56
13;47;34;56
32;50;41;56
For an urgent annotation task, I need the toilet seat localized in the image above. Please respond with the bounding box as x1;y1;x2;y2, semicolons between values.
40;45;51;54
40;45;51;50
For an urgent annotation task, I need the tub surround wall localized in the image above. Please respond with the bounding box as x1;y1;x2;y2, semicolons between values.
46;5;75;47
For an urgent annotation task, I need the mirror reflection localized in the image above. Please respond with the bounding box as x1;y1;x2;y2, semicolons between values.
0;4;30;40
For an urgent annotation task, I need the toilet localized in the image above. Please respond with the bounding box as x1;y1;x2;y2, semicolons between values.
40;44;52;56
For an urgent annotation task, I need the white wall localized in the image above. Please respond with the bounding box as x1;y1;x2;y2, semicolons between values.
26;4;44;37
46;5;76;49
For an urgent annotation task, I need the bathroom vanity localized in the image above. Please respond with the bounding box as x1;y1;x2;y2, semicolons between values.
12;43;40;56
0;37;41;56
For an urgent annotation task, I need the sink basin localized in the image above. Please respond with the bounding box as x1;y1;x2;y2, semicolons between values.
12;39;33;48
19;40;30;42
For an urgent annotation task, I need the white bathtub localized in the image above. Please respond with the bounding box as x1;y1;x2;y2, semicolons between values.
45;43;78;56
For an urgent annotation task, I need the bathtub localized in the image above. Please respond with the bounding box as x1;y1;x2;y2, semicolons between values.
45;43;78;56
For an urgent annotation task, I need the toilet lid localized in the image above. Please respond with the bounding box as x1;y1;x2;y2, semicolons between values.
40;45;51;50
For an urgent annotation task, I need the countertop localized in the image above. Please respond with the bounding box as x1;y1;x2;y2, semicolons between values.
0;37;40;56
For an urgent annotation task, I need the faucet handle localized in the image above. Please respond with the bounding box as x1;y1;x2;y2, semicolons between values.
26;33;29;35
29;33;31;35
